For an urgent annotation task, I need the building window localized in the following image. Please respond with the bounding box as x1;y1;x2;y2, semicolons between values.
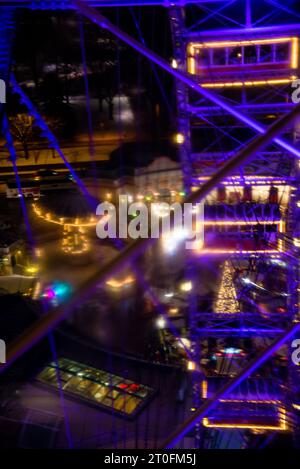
259;44;273;63
276;42;290;62
228;46;243;65
244;45;257;64
213;48;227;66
198;48;210;67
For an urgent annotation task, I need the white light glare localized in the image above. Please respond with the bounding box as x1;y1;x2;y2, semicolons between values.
162;227;189;254
156;316;167;329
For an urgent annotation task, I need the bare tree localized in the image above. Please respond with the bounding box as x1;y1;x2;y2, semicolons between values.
8;114;34;159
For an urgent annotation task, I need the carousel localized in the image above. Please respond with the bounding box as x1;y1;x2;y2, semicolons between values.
33;189;97;254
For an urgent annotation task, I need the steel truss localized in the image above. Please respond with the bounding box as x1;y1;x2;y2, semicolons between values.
0;0;300;450
0;0;222;6
168;0;300;447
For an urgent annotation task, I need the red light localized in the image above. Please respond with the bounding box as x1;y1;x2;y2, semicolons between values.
118;383;128;389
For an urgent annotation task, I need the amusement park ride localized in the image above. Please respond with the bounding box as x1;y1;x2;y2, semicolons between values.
1;0;300;449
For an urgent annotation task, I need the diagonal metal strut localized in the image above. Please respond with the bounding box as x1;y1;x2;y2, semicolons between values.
1;98;300;375
72;0;300;160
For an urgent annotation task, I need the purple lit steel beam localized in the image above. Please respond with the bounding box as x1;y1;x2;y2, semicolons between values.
3;96;191;377
10;74;94;205
186;23;300;39
0;0;224;7
162;321;300;448
0;237;154;374
72;0;300;160
1;94;300;376
8;77;190;358
196;328;284;335
4;112;75;448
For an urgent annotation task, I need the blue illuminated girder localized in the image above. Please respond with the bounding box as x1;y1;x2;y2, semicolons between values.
0;0;224;7
1;0;300;450
0;8;14;80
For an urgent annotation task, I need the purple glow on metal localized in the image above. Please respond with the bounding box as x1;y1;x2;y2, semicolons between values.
0;236;156;374
186;23;300;39
163;321;300;448
3;112;76;449
130;8;172;116
1;7;298;450
72;0;300;160
10;74;95;207
131;264;194;360
197;328;284;334
2;98;300;376
7;76;188;368
3;0;223;7
6;75;191;368
48;333;74;448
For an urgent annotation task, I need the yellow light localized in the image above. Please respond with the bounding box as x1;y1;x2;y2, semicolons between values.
33;204;96;227
180;281;193;292
278;219;285;252
187;42;196;74
195;249;279;255
187;360;196;371
156;316;167;329
26;266;38;274
202;380;208;399
190;38;295;48
214;260;240;314
188;37;298;86
169;307;179;315
175;132;185;144
35;248;42;258
202;419;286;431
292;37;299;69
294;238;300;247
201;78;295;88
201;400;287;431
171;58;178;69
204;220;280;226
106;275;134;289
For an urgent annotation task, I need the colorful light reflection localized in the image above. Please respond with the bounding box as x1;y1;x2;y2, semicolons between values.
42;281;73;305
